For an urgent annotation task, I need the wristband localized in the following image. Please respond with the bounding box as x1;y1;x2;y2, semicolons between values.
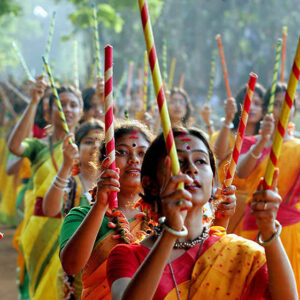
256;220;282;246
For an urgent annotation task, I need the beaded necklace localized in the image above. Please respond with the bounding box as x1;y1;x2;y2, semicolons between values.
89;187;155;244
167;229;209;300
153;226;209;249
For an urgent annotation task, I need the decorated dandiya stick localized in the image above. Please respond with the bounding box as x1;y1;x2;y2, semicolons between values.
73;40;79;90
280;26;288;83
125;61;134;100
2;80;30;103
168;57;176;91
223;72;258;188
162;38;168;85
115;70;127;100
104;45;117;209
138;68;143;101
138;0;182;187
92;4;101;77
268;39;283;114
263;36;300;189
206;52;215;103
143;50;148;111
11;42;35;82
42;12;56;75
0;87;17;119
44;12;56;60
124;61;134;119
42;56;72;143
88;58;96;86
179;73;185;89
216;34;232;98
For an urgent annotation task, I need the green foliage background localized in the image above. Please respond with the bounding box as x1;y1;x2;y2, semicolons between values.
0;0;299;103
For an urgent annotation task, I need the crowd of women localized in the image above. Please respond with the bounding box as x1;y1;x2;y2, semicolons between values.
0;35;299;300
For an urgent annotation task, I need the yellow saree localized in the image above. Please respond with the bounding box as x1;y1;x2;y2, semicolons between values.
19;138;63;300
165;234;267;300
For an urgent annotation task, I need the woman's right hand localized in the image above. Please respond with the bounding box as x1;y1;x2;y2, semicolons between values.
159;156;193;231
199;103;212;126
224;97;237;124
62;134;79;169
96;157;120;208
259;114;275;142
30;75;47;104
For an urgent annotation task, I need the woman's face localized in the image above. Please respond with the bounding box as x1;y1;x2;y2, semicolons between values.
248;92;263;124
115;131;149;190
79;129;102;167
157;134;213;206
168;92;187;122
84;94;105;121
177;135;214;206
51;92;82;130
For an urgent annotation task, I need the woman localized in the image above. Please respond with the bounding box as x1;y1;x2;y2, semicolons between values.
8;76;83;300
59;120;154;300
211;83;266;233
42;118;104;299
107;127;297;300
212;83;266;161
237;82;300;295
168;87;194;127
81;78;105;122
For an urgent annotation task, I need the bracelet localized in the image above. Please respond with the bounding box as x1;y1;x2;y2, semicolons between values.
250;151;262;160
56;175;69;184
158;217;188;237
54;179;67;189
256;220;282;246
249;144;262;160
220;118;234;129
223;122;234;129
53;182;66;191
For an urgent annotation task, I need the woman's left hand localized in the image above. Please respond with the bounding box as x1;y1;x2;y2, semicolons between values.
214;185;236;218
250;169;281;240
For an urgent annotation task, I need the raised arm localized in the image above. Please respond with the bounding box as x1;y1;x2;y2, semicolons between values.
8;76;46;156
43;134;77;217
236;114;274;178
110;158;193;300
199;103;215;136
6;156;23;175
251;170;298;300
60;157;119;275
213;98;237;161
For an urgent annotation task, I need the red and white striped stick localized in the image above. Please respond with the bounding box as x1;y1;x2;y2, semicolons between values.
138;0;182;187
223;72;257;188
104;45;117;209
216;34;232;98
